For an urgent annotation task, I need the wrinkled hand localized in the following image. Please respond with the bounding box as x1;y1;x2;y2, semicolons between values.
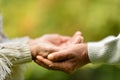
29;34;69;60
32;31;89;73
34;31;83;46
36;43;90;73
29;31;83;59
29;42;59;60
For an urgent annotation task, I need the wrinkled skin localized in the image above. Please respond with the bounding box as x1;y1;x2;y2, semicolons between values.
29;31;83;59
29;31;90;73
36;43;89;73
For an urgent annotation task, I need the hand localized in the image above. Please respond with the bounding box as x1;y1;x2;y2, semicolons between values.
29;42;59;60
28;34;71;59
35;33;89;73
29;31;83;59
31;31;83;47
29;34;70;60
35;44;90;73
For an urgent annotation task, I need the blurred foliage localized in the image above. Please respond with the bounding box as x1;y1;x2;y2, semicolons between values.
0;0;120;80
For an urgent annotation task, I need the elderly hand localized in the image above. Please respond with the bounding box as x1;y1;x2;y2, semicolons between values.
33;31;89;73
33;31;83;46
29;42;59;60
36;43;90;73
29;31;83;59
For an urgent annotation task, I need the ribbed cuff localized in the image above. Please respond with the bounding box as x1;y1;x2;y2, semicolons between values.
88;42;104;64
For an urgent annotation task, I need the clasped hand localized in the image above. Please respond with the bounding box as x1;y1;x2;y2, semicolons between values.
29;31;90;73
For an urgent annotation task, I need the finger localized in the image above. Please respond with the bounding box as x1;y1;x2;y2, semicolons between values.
75;31;84;43
72;36;81;44
42;60;73;73
46;34;63;45
37;56;74;73
47;50;73;62
61;36;71;42
37;51;49;58
36;55;69;72
48;46;60;53
36;56;59;70
35;59;50;69
72;36;84;44
74;31;82;36
37;44;59;58
70;31;83;44
80;36;84;43
35;56;53;69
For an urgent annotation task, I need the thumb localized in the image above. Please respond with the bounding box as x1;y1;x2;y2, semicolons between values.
72;31;83;44
47;50;73;62
72;36;83;44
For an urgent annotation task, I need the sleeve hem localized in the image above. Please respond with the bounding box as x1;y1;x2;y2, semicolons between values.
88;42;104;64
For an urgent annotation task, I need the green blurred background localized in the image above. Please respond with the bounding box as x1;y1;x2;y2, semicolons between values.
0;0;120;80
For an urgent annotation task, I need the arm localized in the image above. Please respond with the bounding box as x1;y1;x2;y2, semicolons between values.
35;33;120;73
88;34;120;64
35;33;87;73
0;37;32;80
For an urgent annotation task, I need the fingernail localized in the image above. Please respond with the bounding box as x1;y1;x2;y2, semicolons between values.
48;54;53;60
36;56;42;59
36;56;40;59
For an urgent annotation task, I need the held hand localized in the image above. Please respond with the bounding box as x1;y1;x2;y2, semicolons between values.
36;43;90;73
32;31;83;47
29;31;83;59
29;42;59;60
35;42;90;73
29;34;68;59
30;31;86;73
35;31;83;57
30;34;70;46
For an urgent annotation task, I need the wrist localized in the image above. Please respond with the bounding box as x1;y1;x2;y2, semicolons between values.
28;39;36;60
83;43;90;64
80;43;90;65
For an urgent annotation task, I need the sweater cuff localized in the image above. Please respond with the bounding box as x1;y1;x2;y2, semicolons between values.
11;42;32;64
0;37;32;80
88;42;104;64
88;34;120;64
0;37;32;65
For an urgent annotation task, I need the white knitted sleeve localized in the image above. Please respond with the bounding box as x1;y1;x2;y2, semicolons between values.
0;37;32;80
88;34;120;64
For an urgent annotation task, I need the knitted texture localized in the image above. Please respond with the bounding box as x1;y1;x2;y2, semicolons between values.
88;34;120;64
0;16;32;80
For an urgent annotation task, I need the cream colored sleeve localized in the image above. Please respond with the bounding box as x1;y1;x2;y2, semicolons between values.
0;37;32;80
88;34;120;64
